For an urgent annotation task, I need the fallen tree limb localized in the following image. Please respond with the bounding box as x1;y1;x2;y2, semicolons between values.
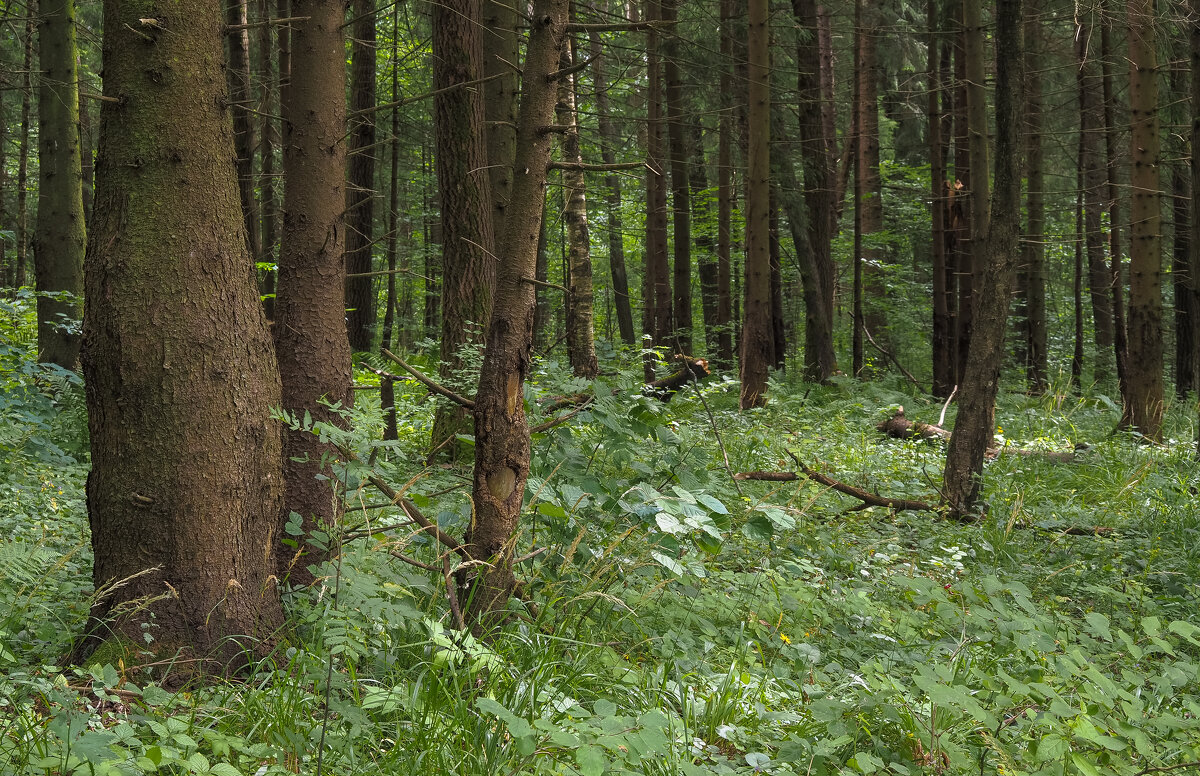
381;348;475;410
876;408;1076;463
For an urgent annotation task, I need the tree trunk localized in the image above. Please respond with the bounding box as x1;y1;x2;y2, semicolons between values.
1192;0;1200;454
930;0;952;396
1023;9;1047;392
740;0;771;408
961;0;989;383
274;0;353;582
855;0;886;349
34;0;86;368
1174;159;1195;396
257;0;278;321
1124;0;1164;438
587;22;635;345
430;0;497;458
79;90;93;228
1101;8;1129;400
345;0;378;352
794;0;837;382
556;36;598;378
942;0;1021;519
1077;15;1114;384
79;0;285;670
14;18;32;289
381;1;401;442
662;0;692;354
644;0;671;379
1073;148;1085;385
463;0;568;629
715;0;734;370
225;0;260;263
483;0;519;239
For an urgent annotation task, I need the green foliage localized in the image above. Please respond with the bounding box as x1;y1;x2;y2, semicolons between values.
2;335;1199;775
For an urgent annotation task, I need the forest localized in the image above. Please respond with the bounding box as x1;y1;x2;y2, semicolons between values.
1;0;1199;772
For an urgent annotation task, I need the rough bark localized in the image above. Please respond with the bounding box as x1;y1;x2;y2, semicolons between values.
794;0;837;382
942;0;1021;519
483;0;519;239
463;0;568;630
1192;0;1200;454
225;0;260;262
587;22;635;345
556;36;598;378
1174;159;1195;397
430;0;497;458
1124;0;1164;438
381;2;401;443
740;0;770;408
34;0;86;368
79;0;284;671
345;0;378;352
274;0;353;582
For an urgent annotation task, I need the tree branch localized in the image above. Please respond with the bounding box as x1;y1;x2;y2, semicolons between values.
548;160;646;172
381;348;476;410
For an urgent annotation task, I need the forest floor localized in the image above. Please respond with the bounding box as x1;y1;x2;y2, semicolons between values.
1;321;1198;774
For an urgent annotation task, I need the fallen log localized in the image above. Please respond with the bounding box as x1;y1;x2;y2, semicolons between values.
876;408;1076;463
540;356;713;413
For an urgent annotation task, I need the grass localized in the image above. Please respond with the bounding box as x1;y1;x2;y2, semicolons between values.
0;315;1198;774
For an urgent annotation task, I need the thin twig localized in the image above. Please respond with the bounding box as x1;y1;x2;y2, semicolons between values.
381;348;475;410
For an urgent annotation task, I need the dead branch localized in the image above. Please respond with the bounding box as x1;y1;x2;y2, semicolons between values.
548;161;646;172
381;348;475;410
734;471;800;482
530;401;592;433
863;324;921;389
877;407;951;441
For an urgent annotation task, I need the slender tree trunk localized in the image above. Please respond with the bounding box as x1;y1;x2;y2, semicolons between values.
34;0;86;368
950;16;970;385
960;0;989;385
644;0;671;378
1074;148;1085;386
1101;8;1129;399
14;18;32;289
943;0;1021;519
930;0;952;396
691;121;719;358
1023;10;1047;392
1174;160;1195;396
225;0;260;262
257;0;278;321
345;0;378;352
588;23;635;345
715;0;734;369
274;0;353;582
79;91;93;229
463;0;568;629
556;36;598;377
79;0;285;668
855;0;885;349
795;0;837;382
1124;0;1164;438
1077;14;1114;383
381;1;401;442
740;0;771;408
1191;0;1200;454
662;0;691;354
430;0;497;458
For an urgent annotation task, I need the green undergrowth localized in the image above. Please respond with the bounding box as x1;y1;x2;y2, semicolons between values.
1;331;1198;775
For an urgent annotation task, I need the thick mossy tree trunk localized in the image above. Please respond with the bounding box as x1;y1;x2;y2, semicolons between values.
556;37;598;378
794;0;837;383
274;0;353;582
740;0;770;408
345;0;378;352
1123;0;1164;438
80;0;284;669
430;0;497;458
34;0;85;368
463;0;567;629
942;0;1021;519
